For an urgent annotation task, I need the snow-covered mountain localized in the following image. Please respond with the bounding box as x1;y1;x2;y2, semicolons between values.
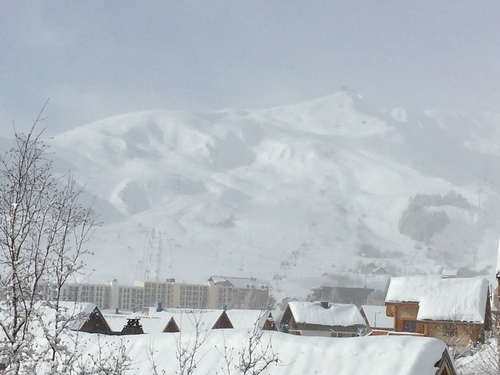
36;91;500;300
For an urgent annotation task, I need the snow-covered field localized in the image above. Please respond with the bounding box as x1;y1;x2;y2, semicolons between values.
6;91;498;301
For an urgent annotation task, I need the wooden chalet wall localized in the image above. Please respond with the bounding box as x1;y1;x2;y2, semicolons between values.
424;322;483;347
386;300;489;346
386;302;424;334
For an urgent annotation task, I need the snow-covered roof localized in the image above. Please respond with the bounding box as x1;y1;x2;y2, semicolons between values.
75;330;451;375
104;308;230;334
224;309;272;330
148;308;228;333
33;301;100;331
67;303;100;331
361;305;394;329
386;276;489;323
287;301;366;327
103;313;171;334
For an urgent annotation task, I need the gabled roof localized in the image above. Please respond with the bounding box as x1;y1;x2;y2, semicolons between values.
55;302;101;331
386;276;489;323
103;308;233;334
1;301;111;334
225;309;273;330
286;301;366;326
103;314;170;334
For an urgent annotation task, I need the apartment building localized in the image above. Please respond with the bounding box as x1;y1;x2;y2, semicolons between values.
58;275;271;311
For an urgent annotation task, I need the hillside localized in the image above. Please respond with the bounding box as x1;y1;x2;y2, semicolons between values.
38;91;500;300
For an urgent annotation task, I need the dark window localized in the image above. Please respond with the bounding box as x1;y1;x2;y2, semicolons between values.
403;320;417;332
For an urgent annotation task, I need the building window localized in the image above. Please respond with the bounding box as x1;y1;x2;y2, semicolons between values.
402;320;417;333
442;323;458;337
332;332;357;338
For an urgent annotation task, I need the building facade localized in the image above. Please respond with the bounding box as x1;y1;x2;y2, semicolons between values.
57;275;271;311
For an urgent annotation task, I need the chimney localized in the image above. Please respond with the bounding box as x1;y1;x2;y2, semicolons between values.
121;317;144;335
156;302;163;312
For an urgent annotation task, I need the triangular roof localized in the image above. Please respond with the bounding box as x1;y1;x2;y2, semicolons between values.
224;309;274;330
285;301;366;326
163;317;180;333
48;301;90;328
148;308;232;333
386;276;489;323
103;313;170;334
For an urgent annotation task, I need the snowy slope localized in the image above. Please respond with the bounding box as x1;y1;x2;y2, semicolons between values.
37;92;500;300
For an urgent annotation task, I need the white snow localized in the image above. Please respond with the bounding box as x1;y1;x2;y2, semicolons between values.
386;276;489;322
286;301;366;327
72;330;450;375
34;92;500;302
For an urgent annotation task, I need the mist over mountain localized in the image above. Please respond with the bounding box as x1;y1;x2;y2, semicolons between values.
18;91;500;300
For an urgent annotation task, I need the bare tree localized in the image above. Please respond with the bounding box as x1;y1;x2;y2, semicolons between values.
148;311;211;375
174;313;211;375
74;336;133;375
0;111;97;373
148;341;166;375
236;328;279;374
215;314;281;375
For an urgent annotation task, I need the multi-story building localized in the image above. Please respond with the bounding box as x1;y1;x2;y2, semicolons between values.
61;282;112;309
58;275;272;311
207;276;271;310
135;279;176;309
175;283;209;308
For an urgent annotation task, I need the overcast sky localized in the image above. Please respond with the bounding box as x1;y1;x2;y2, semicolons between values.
2;1;500;135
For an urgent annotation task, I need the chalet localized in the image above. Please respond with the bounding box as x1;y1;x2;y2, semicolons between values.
280;301;366;337
385;276;491;346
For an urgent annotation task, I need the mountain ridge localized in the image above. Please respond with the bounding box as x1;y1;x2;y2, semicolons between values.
15;92;500;300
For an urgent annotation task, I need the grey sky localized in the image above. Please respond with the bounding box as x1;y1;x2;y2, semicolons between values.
1;1;500;134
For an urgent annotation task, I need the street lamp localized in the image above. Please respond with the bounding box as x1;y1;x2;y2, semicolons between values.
374;311;381;328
